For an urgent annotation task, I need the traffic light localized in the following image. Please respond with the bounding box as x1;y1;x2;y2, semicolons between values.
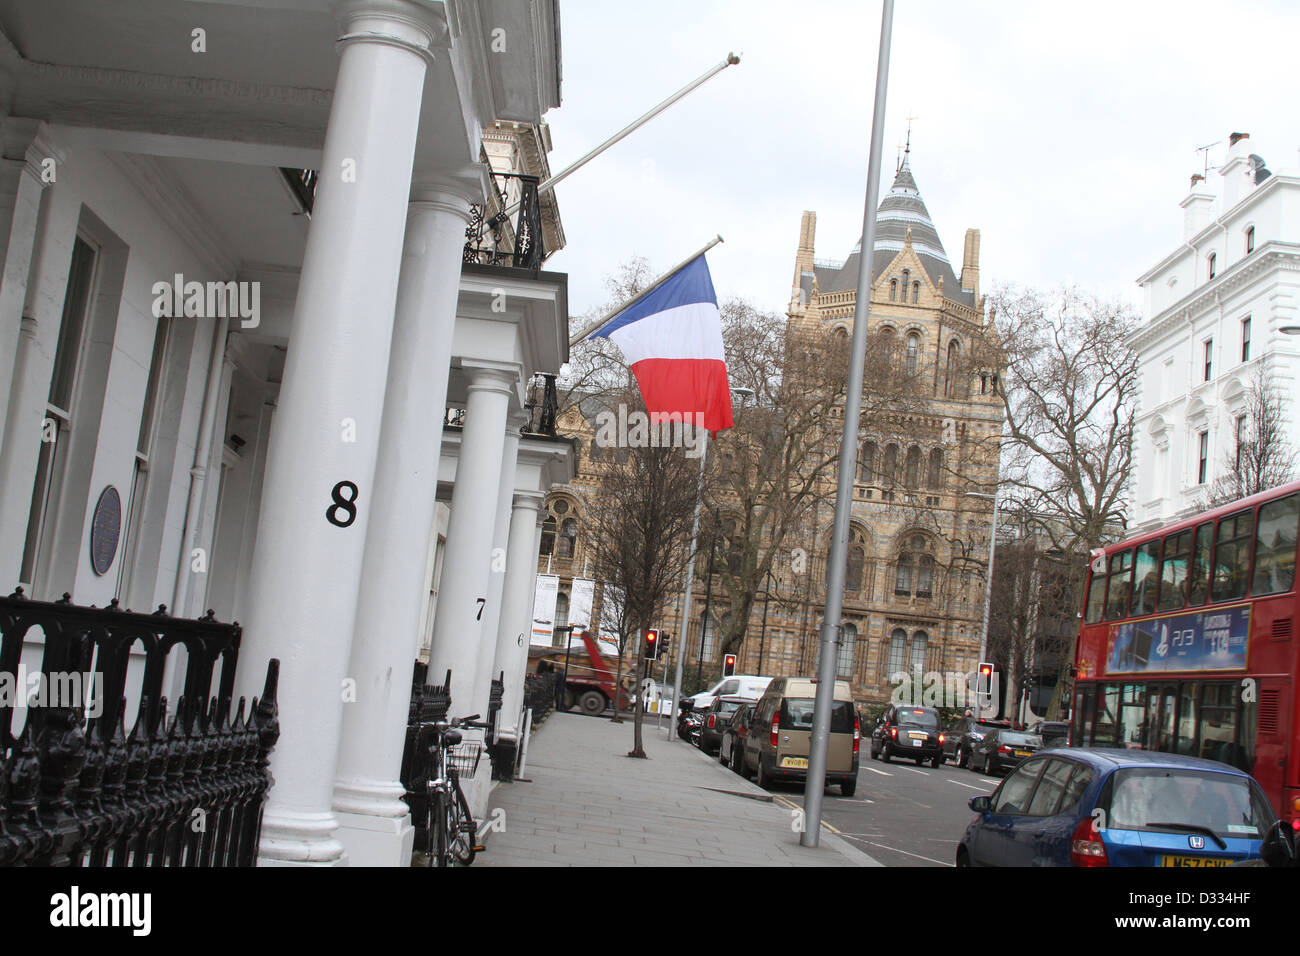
644;629;660;660
723;653;737;677
976;662;993;698
659;633;670;658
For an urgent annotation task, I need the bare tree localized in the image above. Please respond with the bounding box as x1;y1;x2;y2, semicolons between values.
987;286;1140;718
584;388;700;758
1206;366;1299;507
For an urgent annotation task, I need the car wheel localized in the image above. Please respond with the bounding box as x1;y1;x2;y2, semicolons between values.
915;757;924;766
958;747;969;769
880;744;891;763
757;759;771;790
578;691;606;716
870;742;879;761
956;847;971;867
738;751;753;779
841;776;857;797
983;756;994;776
931;755;941;769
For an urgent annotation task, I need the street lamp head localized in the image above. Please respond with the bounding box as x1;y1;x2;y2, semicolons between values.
730;386;756;402
1280;324;1300;336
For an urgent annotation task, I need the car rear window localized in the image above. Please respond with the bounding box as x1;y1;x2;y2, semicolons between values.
780;699;854;733
1000;733;1043;747
975;722;1009;735
1101;768;1273;839
717;700;742;716
897;708;939;730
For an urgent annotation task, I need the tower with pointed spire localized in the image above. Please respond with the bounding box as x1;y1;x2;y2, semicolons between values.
783;149;1006;707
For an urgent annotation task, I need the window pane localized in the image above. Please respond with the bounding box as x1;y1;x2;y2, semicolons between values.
1104;550;1132;620
1197;682;1240;766
47;237;97;411
909;631;928;673
992;762;1045;815
1117;683;1148;749
916;556;934;598
1027;759;1075;816
1130;540;1160;616
1188;522;1213;605
1084;569;1107;624
1094;684;1120;747
1176;682;1199;755
1156;530;1191;612
887;630;907;675
1252;494;1298;596
1210;509;1254;602
1059;765;1095;812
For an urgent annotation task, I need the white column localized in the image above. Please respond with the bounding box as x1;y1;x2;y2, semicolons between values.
235;0;439;867
0;121;55;453
428;365;518;710
473;412;526;717
332;184;473;868
493;489;545;749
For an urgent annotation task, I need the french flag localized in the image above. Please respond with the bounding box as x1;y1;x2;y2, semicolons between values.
589;254;733;433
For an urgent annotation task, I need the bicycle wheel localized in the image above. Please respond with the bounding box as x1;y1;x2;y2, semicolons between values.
449;773;476;865
431;787;450;868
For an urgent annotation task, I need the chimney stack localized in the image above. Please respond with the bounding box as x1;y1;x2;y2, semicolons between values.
1220;130;1255;209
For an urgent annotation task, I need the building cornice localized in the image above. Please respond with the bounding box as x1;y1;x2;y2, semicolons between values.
1128;244;1300;351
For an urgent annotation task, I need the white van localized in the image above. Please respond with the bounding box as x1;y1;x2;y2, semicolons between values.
685;675;772;710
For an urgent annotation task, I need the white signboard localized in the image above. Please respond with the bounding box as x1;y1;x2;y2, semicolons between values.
569;578;595;639
531;574;559;646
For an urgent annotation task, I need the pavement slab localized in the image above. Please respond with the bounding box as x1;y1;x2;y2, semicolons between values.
477;712;880;867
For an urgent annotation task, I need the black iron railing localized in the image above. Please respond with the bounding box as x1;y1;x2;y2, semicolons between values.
0;590;280;866
400;662;451;854
464;172;545;272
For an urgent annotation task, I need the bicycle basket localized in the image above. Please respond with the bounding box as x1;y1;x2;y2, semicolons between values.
447;741;483;777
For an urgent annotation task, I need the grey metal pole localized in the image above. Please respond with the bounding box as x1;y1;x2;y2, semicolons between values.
668;432;708;738
501;54;740;223
758;570;772;674
801;0;893;849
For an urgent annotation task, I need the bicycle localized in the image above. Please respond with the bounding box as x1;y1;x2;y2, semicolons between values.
425;713;487;867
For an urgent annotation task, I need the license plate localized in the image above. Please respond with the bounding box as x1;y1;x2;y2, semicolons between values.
780;757;808;769
912;739;922;747
1160;855;1231;868
908;732;926;739
1014;750;1031;757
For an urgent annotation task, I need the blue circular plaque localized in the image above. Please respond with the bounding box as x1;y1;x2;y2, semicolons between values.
89;485;121;576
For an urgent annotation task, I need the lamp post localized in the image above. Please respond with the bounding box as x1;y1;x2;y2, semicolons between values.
757;567;776;674
697;508;718;689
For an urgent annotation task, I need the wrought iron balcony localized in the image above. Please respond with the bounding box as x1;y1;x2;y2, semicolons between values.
464;172;545;272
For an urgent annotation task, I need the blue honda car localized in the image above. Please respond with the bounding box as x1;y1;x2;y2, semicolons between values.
957;748;1278;867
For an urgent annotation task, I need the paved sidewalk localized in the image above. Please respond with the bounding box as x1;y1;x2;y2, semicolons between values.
478;712;880;867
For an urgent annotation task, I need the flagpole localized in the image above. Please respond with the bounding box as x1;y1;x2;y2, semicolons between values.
801;0;894;849
497;53;741;225
570;235;725;346
667;430;707;739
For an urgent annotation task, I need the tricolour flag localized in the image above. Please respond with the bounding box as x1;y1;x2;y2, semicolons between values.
589;254;733;433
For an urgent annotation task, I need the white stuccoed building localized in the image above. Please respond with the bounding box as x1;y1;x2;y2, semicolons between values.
0;0;573;867
1129;132;1300;532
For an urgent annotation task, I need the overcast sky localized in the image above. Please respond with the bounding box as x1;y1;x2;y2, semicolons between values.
540;0;1300;322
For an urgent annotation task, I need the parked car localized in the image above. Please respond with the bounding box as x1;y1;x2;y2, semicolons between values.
970;730;1044;776
943;715;1013;767
718;702;756;771
1028;720;1070;749
958;748;1280;867
683;675;772;711
737;678;859;795
699;696;752;755
871;704;944;767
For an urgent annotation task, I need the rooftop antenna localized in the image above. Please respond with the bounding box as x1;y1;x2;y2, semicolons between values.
1196;140;1221;181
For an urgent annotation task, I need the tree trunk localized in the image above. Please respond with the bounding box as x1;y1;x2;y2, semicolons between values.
611;640;625;724
628;652;647;758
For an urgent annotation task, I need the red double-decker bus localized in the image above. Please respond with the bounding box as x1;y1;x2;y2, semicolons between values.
1071;479;1300;823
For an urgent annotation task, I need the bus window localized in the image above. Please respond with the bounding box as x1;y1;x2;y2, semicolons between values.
1073;684;1095;745
1156;529;1192;612
1084;569;1107;623
1188;522;1213;606
1198;683;1240;767
1095;684;1120;746
1104;550;1133;620
1176;682;1199;755
1118;684;1148;748
1252;493;1298;596
1210;509;1254;603
1130;540;1160;616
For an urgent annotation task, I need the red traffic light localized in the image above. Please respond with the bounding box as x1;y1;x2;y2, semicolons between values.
723;653;737;677
643;629;660;660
